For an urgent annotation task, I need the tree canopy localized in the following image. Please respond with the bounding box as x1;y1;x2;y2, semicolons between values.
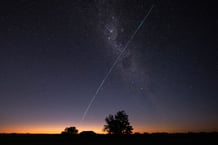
103;110;133;134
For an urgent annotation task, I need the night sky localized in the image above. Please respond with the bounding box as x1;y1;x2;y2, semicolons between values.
0;0;217;133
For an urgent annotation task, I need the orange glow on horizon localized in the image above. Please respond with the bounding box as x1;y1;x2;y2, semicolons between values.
1;122;217;134
0;123;106;134
1;127;217;134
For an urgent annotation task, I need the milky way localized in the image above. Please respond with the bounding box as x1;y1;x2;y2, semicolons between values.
82;2;153;120
95;1;156;100
0;0;217;133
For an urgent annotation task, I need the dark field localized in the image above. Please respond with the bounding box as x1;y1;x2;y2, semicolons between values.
0;133;217;145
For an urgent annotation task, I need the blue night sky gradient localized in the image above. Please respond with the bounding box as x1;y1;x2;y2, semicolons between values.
0;0;217;133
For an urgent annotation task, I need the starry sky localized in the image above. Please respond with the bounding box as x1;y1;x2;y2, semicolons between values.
0;0;217;133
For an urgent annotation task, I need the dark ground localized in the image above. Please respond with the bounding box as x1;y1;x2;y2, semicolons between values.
0;132;217;145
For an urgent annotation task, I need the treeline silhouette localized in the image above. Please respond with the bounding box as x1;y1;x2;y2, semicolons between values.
62;110;133;135
0;110;217;145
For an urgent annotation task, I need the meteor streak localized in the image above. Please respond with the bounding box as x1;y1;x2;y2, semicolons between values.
81;5;154;121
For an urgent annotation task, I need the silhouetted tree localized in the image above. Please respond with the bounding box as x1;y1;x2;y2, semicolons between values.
103;110;133;134
62;126;78;135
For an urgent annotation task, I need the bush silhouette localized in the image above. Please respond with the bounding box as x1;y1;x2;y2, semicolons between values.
103;110;133;134
80;131;96;136
61;126;78;135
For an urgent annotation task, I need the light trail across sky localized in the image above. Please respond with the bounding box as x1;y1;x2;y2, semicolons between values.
81;5;154;121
